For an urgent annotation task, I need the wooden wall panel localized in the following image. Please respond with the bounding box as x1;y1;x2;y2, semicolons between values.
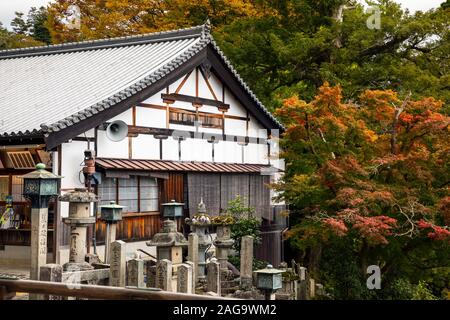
160;173;184;204
95;214;161;243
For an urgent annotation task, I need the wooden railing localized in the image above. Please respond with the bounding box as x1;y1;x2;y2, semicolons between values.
0;279;236;300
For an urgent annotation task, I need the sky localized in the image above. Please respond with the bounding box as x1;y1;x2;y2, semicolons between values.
0;0;446;29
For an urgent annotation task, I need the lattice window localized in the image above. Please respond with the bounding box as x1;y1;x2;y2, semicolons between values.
140;177;158;212
0;176;8;202
169;109;223;129
98;176;159;213
98;177;117;205
7;151;36;169
11;176;25;202
118;176;138;213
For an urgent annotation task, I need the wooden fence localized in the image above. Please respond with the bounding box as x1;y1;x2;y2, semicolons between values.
0;279;235;300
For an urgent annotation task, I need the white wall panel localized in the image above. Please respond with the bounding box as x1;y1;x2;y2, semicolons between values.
180;138;212;162
198;73;216;100
214;140;242;163
224;90;247;117
96;130;128;158
141;88;166;105
109;108;133;125
177;71;196;96
162;137;179;161
135;107;166;128
132;135;160;159
225;118;247;136
244;143;260;164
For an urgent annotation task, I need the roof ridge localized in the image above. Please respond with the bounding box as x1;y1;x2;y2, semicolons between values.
0;23;209;59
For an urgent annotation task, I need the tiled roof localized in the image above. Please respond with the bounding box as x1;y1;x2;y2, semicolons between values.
0;22;283;139
96;157;275;174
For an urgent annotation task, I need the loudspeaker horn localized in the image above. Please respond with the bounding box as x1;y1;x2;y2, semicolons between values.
106;120;128;142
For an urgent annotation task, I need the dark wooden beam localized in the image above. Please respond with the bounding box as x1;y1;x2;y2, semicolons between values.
99;124;268;145
161;93;229;110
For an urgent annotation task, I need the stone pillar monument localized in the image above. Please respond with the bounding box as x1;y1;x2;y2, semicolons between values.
59;188;97;271
240;235;254;290
22;163;62;300
213;223;234;275
185;199;213;281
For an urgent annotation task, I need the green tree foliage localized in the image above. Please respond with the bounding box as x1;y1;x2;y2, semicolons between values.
0;22;44;50
226;195;262;252
11;7;52;44
214;0;450;109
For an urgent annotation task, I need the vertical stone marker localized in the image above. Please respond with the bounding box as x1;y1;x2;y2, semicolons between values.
309;278;316;299
30;208;48;300
240;235;254;290
156;259;173;291
207;258;221;296
109;240;126;287
146;263;157;288
188;233;199;285
127;258;144;288
30;208;48;281
40;264;62;300
185;261;196;293
177;263;193;294
296;266;310;300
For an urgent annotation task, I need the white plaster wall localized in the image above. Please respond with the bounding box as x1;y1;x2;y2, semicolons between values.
176;70;196;97
135;107;166;128
198;73;216;100
162;137;179;161
61;140;88;190
224;89;247;117
140;88;167;105
109;108;133;125
181;138;212;162
132;134;160;159
244;143;260;164
214;140;242;163
225;118;247;136
96;130;129;158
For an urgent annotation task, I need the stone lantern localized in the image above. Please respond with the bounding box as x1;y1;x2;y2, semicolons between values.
212;219;234;275
99;201;125;263
146;219;187;266
22;163;62;291
162;200;184;220
23;163;61;208
254;264;283;300
185;198;213;281
59;188;97;271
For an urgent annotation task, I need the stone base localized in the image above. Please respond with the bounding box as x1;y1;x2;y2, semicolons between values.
85;253;101;265
232;289;264;300
63;262;94;272
240;276;253;291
